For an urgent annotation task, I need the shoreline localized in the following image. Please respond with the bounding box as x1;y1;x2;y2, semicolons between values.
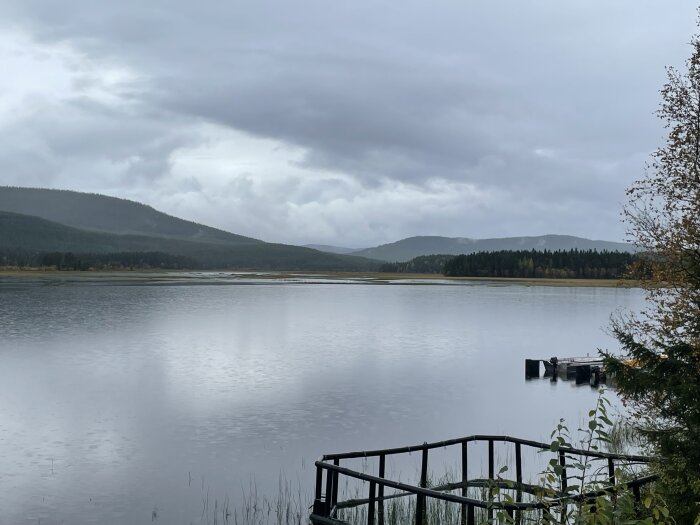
0;269;638;287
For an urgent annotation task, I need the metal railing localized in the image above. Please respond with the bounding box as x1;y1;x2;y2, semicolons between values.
310;434;656;525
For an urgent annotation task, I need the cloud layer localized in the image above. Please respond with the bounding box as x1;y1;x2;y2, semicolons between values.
0;1;696;247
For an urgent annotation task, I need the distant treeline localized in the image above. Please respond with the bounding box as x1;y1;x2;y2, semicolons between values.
380;249;636;279
0;248;197;270
379;254;455;274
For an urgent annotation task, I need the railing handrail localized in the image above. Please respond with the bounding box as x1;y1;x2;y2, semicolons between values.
321;434;653;462
314;460;658;512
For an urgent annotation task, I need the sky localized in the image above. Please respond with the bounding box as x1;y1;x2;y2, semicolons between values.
0;1;697;248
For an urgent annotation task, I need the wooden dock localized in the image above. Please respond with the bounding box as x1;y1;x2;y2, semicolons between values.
525;356;608;386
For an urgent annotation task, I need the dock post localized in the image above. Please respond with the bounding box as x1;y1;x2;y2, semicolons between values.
525;359;540;379
575;365;592;384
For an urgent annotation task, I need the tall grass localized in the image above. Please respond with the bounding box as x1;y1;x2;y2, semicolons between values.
186;475;309;525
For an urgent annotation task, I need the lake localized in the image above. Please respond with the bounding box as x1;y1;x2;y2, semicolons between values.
0;275;644;524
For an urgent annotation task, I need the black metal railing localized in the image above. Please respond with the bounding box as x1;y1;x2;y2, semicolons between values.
310;435;656;525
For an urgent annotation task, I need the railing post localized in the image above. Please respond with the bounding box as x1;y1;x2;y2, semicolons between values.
467;503;475;525
332;459;340;509
368;480;376;525
325;463;334;515
378;454;386;525
488;440;494;522
515;442;522;525
558;451;568;525
608;457;617;506
633;483;642;518
558;450;567;491
416;446;428;525
314;464;326;516
461;441;468;525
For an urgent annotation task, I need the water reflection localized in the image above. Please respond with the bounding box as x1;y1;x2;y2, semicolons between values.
0;279;643;524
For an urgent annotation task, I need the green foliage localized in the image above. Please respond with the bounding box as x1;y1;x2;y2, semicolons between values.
531;390;671;525
604;18;700;525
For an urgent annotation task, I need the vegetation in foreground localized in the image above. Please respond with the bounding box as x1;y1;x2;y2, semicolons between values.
325;391;668;525
603;14;700;525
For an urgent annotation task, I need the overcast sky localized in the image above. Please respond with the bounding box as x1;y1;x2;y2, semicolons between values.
0;2;696;247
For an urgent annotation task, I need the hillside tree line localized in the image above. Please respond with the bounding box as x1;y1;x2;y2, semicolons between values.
380;249;635;279
0;248;197;270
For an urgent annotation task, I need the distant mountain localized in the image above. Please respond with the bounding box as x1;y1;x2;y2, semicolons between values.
303;244;359;255
353;235;636;262
0;211;379;270
0;187;381;271
0;186;259;245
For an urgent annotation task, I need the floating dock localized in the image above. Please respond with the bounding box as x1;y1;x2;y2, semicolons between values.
525;356;607;386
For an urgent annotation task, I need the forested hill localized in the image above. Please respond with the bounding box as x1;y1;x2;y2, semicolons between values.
380;250;635;279
0;211;380;271
354;235;635;262
0;186;260;245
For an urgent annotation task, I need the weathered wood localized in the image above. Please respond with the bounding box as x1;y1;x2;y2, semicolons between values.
515;441;523;525
325;464;334;515
525;359;540;379
315;464;326;516
488;440;494;523
515;442;522;486
322;434;651;462
467;503;475;525
559;451;568;491
461;442;468;525
312;435;657;523
416;447;428;525
314;460;658;513
378;455;385;525
575;364;592;384
368;481;376;525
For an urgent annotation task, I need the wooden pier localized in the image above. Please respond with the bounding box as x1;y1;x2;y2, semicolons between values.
525;356;608;386
310;435;655;525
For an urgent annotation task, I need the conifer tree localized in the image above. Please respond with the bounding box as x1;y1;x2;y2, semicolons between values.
605;20;700;523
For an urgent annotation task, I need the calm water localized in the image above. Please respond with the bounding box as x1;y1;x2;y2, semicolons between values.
0;276;644;524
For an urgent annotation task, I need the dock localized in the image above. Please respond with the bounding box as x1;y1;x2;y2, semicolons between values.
525;356;607;386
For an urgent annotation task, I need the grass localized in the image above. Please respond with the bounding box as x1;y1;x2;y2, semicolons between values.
180;475;309;525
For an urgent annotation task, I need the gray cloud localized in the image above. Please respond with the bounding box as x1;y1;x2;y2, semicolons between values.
0;0;697;246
